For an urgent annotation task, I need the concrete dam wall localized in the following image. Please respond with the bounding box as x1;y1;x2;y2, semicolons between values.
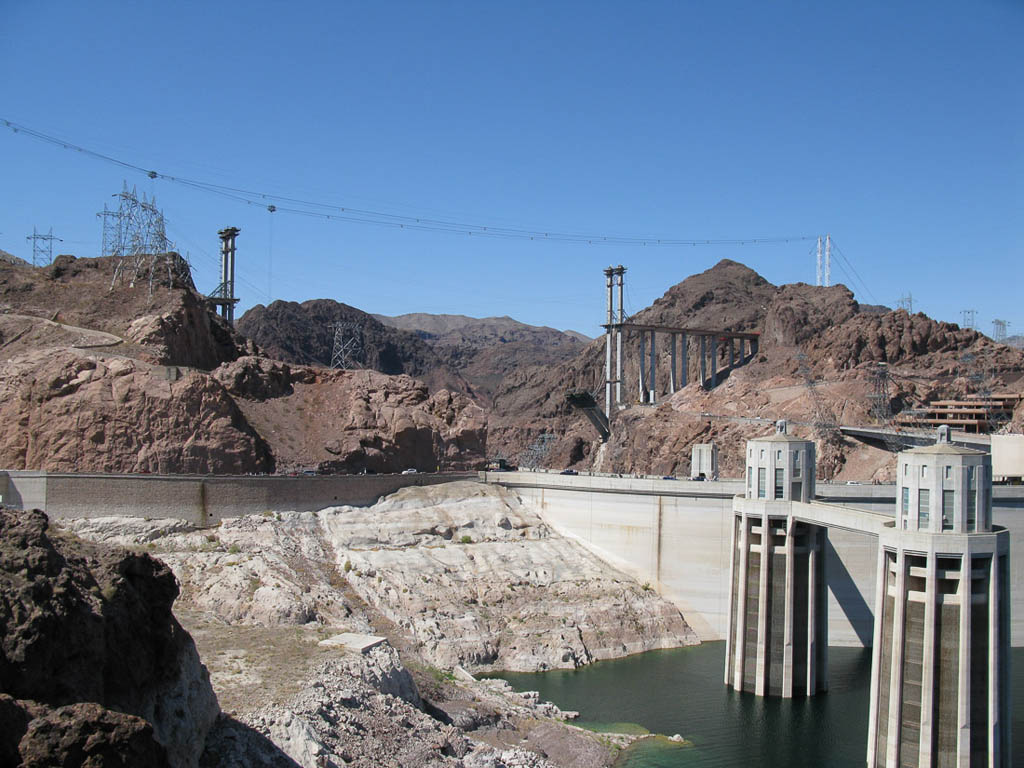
484;471;1024;647
0;471;474;527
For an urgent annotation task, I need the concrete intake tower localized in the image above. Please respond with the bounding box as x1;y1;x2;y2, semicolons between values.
725;422;1011;767
867;427;1010;767
724;422;827;697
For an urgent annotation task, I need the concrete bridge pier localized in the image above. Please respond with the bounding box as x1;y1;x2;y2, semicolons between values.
710;335;718;389
699;336;707;388
725;422;828;696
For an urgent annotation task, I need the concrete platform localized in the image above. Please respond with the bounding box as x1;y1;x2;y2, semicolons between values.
317;633;388;653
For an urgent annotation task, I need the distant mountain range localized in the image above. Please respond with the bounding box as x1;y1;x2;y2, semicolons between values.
236;304;591;404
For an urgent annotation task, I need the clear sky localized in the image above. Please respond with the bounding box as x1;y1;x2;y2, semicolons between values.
1;0;1021;338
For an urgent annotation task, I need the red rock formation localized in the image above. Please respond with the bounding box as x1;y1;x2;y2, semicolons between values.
217;356;488;473
0;349;273;474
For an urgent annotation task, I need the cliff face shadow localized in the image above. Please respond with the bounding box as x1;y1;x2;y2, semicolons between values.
825;537;874;647
200;714;302;768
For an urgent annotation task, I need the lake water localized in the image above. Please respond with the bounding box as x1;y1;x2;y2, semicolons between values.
494;643;1024;767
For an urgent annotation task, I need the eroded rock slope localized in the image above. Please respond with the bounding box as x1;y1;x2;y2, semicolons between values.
67;481;697;673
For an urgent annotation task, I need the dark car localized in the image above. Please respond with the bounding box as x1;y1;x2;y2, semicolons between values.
560;469;578;475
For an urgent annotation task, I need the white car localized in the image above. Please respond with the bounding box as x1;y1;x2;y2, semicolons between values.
401;468;418;475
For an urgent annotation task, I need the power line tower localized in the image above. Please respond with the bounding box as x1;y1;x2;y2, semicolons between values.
865;362;908;452
960;309;977;331
329;322;363;369
796;352;840;443
992;319;1010;343
100;182;185;294
26;227;62;266
897;293;913;313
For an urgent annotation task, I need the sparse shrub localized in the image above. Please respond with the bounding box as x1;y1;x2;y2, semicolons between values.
344;560;353;573
228;544;241;555
641;582;652;591
460;535;472;544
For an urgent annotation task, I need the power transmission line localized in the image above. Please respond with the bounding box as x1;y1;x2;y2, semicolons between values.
1;117;817;249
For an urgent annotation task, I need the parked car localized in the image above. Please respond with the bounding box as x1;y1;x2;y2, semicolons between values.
402;468;418;475
559;469;578;476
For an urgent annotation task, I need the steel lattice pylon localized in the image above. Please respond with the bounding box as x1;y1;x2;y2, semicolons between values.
98;182;189;294
329;322;363;369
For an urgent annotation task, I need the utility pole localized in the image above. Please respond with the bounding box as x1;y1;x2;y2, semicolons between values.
897;293;913;313
26;227;62;266
992;319;1010;343
961;309;977;331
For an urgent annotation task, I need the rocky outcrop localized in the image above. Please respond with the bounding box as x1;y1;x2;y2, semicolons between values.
0;507;219;767
125;289;256;370
806;310;1020;372
236;299;472;395
16;701;171;768
216;356;487;473
0;253;249;369
0;348;274;473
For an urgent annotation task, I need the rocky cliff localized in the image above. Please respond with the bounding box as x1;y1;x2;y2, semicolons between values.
214;356;487;473
0;348;275;474
0;507;219;767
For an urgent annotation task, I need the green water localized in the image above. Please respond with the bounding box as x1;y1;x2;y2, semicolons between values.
494;643;1024;767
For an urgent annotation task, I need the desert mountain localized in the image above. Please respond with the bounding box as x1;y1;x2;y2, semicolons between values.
0;256;486;474
237;299;472;396
487;260;1024;480
374;312;591;402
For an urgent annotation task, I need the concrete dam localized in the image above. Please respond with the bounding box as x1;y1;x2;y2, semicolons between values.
486;427;1021;766
484;471;1024;649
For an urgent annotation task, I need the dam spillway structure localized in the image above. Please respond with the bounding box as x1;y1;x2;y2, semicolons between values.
725;420;829;697
867;426;1011;768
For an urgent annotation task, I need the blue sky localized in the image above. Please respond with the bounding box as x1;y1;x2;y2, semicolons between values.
1;0;1021;337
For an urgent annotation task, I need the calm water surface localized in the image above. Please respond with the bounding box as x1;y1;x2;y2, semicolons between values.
494;643;1024;768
